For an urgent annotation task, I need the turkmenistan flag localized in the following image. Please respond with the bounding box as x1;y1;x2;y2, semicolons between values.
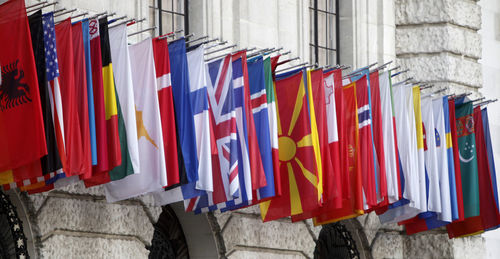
260;70;322;222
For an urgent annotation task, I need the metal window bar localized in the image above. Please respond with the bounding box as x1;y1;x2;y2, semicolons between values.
310;0;339;66
153;0;188;36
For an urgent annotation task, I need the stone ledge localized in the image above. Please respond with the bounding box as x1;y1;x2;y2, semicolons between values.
403;233;453;258
452;235;486;259
35;197;156;244
396;53;482;88
371;232;404;259
221;213;318;258
396;24;481;59
227;245;309;259
395;0;481;30
40;234;148;259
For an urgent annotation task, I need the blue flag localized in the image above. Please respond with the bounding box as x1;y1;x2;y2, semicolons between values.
82;19;98;166
168;38;199;183
482;108;499;212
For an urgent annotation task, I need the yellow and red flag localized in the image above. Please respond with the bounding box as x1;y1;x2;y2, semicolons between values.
259;70;321;222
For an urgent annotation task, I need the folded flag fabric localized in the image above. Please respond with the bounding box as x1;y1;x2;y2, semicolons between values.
108;24;140;177
184;55;239;213
168;38;199;184
104;38;167;202
152;37;180;187
0;0;47;177
260;70;321;222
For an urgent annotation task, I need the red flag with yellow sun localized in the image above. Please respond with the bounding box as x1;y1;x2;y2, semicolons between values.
260;70;322;222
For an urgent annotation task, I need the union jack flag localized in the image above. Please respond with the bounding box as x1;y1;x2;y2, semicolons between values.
185;55;239;212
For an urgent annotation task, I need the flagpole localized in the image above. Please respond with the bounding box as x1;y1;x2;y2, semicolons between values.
26;1;48;10
128;27;157;37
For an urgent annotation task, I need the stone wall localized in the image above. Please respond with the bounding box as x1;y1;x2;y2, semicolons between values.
394;0;483;97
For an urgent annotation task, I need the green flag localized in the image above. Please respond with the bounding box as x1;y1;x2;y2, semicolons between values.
455;102;480;218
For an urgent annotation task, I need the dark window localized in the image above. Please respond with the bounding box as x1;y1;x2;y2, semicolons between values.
150;0;189;36
310;0;339;66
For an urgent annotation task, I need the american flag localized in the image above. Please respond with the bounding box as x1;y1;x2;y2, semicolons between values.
185;55;239;212
42;12;66;183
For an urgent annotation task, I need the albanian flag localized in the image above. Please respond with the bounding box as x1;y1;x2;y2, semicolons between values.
0;0;47;177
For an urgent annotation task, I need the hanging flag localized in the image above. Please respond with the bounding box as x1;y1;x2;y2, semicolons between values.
247;56;275;202
88;18;110;177
108;24;141;177
431;96;453;222
260;70;321;222
412;86;427;212
104;38;167;202
291;68;333;222
168;38;199;184
378;84;422;224
0;0;47;180
55;19;84;177
232;51;267;191
28;10;62;177
369;71;388;205
442;96;459;222
333;69;350;201
42;12;66;181
378;71;399;204
453;102;479;219
447;105;499;237
152;37;180;187
152;44;215;206
263;57;281;196
71;21;92;179
313;81;364;225
448;98;465;221
482;108;499;215
353;76;377;208
186;44;214;192
1;10;64;190
421;96;442;214
84;17;122;186
82;19;98;167
220;56;252;210
323;69;342;208
184;55;239;212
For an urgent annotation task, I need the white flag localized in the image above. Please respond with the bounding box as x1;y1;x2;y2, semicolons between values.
105;38;167;202
432;96;452;222
421;96;442;214
187;45;213;191
108;24;140;175
379;71;399;203
379;83;423;224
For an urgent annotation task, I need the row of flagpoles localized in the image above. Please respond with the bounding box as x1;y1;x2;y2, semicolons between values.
1;0;499;239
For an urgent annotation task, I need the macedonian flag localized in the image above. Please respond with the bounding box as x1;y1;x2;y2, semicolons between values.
260;70;322;222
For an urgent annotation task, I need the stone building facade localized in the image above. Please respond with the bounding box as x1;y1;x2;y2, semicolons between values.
1;0;499;258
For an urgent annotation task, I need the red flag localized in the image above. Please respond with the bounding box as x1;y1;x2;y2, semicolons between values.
152;37;180;187
447;106;500;238
55;19;85;176
260;71;321;221
354;76;377;207
449;99;465;221
291;69;336;222
333;69;349;201
232;51;267;190
0;0;47;176
314;82;364;225
88;18;110;177
369;71;388;207
72;21;92;179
